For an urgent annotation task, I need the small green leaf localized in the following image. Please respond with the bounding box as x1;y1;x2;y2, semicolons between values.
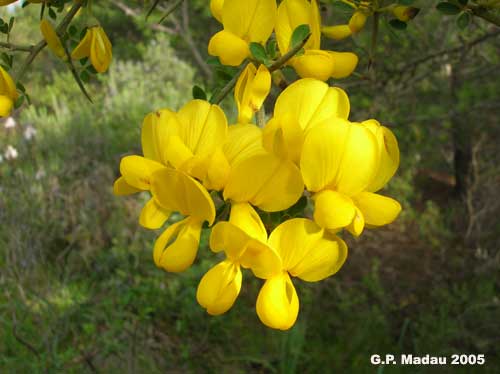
79;57;88;66
68;25;77;37
80;70;90;83
206;56;221;66
1;53;11;68
249;42;269;64
8;17;14;32
192;85;207;100
22;1;30;8
389;19;408;30
16;82;26;93
266;39;277;59
457;12;471;29
331;1;355;14
14;95;24;109
436;2;460;15
48;7;57;20
290;24;310;49
0;24;8;34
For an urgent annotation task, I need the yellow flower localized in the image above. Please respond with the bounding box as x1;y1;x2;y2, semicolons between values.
151;168;216;273
262;78;350;164
300;118;401;236
256;218;347;330
197;202;281;315
322;10;368;40
0;66;19;118
392;6;420;22
208;0;277;66
275;0;358;80
210;0;224;23
162;100;229;190
113;110;179;229
40;19;66;59
234;63;271;124
71;26;112;73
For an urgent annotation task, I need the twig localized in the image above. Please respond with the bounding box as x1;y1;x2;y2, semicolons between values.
158;0;184;25
0;41;33;52
15;1;83;82
470;5;500;27
211;33;311;105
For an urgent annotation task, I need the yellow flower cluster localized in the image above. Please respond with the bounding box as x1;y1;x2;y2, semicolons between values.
113;0;402;330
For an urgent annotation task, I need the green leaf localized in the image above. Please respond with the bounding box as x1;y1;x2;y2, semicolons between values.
68;25;78;37
267;39;277;59
16;82;26;93
457;12;471;29
207;56;221;66
0;24;8;34
436;2;460;15
48;7;57;20
249;42;269;64
192;85;207;100
1;53;11;68
80;70;90;83
290;24;310;49
8;17;14;33
389;19;408;30
14;95;24;109
331;1;355;14
457;0;468;5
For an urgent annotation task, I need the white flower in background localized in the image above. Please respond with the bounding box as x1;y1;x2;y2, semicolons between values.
4;116;16;129
24;125;37;141
4;144;18;160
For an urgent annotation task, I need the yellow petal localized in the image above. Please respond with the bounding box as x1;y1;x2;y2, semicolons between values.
223;124;264;167
210;0;224;23
119;155;165;190
346;206;365;237
229;202;267;242
313;190;356;230
165;135;194;170
274;78;350;130
322;25;352;40
40;19;66;59
222;0;276;42
362;120;400;192
139;197;170;229
276;0;318;53
239;241;282;279
301;121;379;195
150;168;215;225
176;100;228;157
223;152;304;212
90;27;112;73
348;11;367;33
204;147;231;191
210;221;252;259
197;260;242;315
71;28;92;60
256;272;299;330
328;51;358;79
208;30;249;66
268;218;323;270
353;192;402;227
235;63;271;124
0;66;18;100
154;217;202;272
0;96;13;117
291;50;335;81
113;176;141;196
141;109;180;164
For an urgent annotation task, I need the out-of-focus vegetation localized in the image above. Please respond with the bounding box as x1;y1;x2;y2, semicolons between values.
1;1;499;373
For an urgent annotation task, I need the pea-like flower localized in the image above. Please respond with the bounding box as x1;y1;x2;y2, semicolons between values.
257;218;347;330
40;19;66;59
71;26;112;73
208;0;277;66
0;67;19;118
234;63;271;124
275;0;358;80
300;118;401;236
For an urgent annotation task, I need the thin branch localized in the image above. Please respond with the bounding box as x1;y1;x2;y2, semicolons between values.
211;33;311;105
0;41;33;52
470;5;500;27
158;0;184;25
15;1;83;82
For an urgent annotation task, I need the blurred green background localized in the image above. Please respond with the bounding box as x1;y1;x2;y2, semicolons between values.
1;1;499;373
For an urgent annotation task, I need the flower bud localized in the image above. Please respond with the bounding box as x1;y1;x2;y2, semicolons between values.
392;6;420;22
